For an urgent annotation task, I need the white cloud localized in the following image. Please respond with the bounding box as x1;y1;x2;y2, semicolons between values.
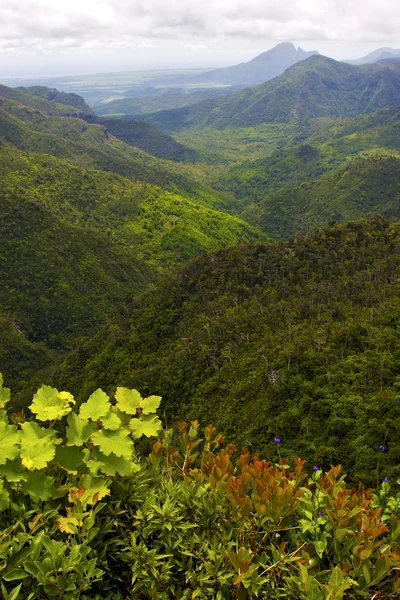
2;0;400;53
1;0;400;75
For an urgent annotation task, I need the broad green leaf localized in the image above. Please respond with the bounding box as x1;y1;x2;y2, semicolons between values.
20;422;59;470
115;387;142;414
66;412;97;446
20;421;60;442
0;479;10;511
68;475;110;506
79;389;111;421
0;459;28;483
30;385;74;421
0;421;20;465
110;406;131;427
100;411;121;431
87;449;140;477
22;473;55;502
0;410;8;422
141;395;162;415
129;414;162;439
0;373;10;409
91;428;133;459
54;445;85;474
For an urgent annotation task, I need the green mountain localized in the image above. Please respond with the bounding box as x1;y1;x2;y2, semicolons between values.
0;84;203;196
140;56;400;132
17;85;92;113
0;84;268;391
54;217;400;486
17;87;200;162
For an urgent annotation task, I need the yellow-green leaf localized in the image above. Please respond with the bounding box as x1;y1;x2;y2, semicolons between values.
129;414;162;439
0;373;10;409
100;411;121;431
20;422;58;471
0;422;20;465
141;395;162;415
87;449;140;477
115;387;141;414
91;428;133;459
79;389;110;421
30;385;75;421
66;412;97;446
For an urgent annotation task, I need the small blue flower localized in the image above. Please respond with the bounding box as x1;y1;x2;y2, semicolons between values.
274;437;281;444
384;477;389;483
318;511;323;518
380;445;386;452
313;466;320;471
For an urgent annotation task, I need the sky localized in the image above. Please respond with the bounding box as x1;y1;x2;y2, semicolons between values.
1;0;400;77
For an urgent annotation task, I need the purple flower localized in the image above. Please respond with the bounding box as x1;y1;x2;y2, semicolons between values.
318;511;323;518
380;445;386;452
274;437;281;444
384;477;389;483
313;466;320;471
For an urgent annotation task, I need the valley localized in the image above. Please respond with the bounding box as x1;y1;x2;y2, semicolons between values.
4;51;400;440
3;39;400;598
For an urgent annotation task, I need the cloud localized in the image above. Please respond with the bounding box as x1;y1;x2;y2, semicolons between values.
1;0;400;56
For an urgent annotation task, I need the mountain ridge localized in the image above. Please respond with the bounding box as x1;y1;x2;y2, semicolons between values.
139;55;400;131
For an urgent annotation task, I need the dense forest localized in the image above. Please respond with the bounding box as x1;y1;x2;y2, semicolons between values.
52;217;400;487
3;51;400;597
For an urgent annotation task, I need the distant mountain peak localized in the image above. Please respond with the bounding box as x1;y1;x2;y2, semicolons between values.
346;46;400;65
182;42;319;86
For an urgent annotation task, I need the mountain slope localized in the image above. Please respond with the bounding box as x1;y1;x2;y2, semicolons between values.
54;218;400;486
215;106;400;237
19;85;198;161
140;56;400;132
82;115;197;161
0;83;228;205
17;85;92;113
0;84;268;391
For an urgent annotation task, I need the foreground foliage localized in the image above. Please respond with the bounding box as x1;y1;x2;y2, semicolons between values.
1;374;400;599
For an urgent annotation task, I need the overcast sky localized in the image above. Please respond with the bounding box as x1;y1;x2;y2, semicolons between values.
2;0;400;77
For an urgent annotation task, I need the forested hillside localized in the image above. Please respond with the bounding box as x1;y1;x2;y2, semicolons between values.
141;56;400;131
55;218;400;487
174;105;400;238
5;57;400;487
0;84;267;393
17;85;92;112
